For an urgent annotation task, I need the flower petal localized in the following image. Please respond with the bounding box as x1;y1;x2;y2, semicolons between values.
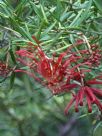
85;86;95;102
86;93;92;113
79;87;85;106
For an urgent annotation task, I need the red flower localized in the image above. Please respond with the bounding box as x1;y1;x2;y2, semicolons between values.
0;61;11;77
15;36;102;115
80;44;102;67
15;47;79;91
64;77;102;114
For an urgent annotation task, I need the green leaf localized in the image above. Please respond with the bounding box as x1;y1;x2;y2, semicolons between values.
29;1;43;20
43;22;57;34
80;0;86;3
93;122;102;136
9;72;15;90
55;0;63;20
15;0;28;16
9;48;16;64
94;0;102;13
60;11;73;22
0;77;7;83
40;4;48;23
69;0;92;27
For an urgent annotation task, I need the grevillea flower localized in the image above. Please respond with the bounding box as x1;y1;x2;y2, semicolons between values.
15;36;102;115
64;76;102;114
15;47;80;92
63;58;102;114
16;37;80;81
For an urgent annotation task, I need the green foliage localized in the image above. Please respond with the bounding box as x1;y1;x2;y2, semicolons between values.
93;122;102;136
0;0;102;136
93;0;102;13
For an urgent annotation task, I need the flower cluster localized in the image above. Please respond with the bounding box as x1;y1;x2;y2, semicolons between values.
15;36;102;114
80;44;102;66
0;61;11;77
64;78;102;114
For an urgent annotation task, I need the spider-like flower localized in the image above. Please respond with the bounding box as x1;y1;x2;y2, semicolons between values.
15;36;82;92
15;36;102;114
64;76;102;114
15;47;79;91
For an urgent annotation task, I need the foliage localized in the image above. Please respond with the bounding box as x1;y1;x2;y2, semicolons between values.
0;0;102;136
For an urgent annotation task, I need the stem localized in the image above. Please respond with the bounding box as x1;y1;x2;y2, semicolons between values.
82;35;92;54
18;122;25;136
77;67;84;87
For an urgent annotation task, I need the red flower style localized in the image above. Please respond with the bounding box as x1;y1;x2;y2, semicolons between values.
64;76;102;114
15;36;102;114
